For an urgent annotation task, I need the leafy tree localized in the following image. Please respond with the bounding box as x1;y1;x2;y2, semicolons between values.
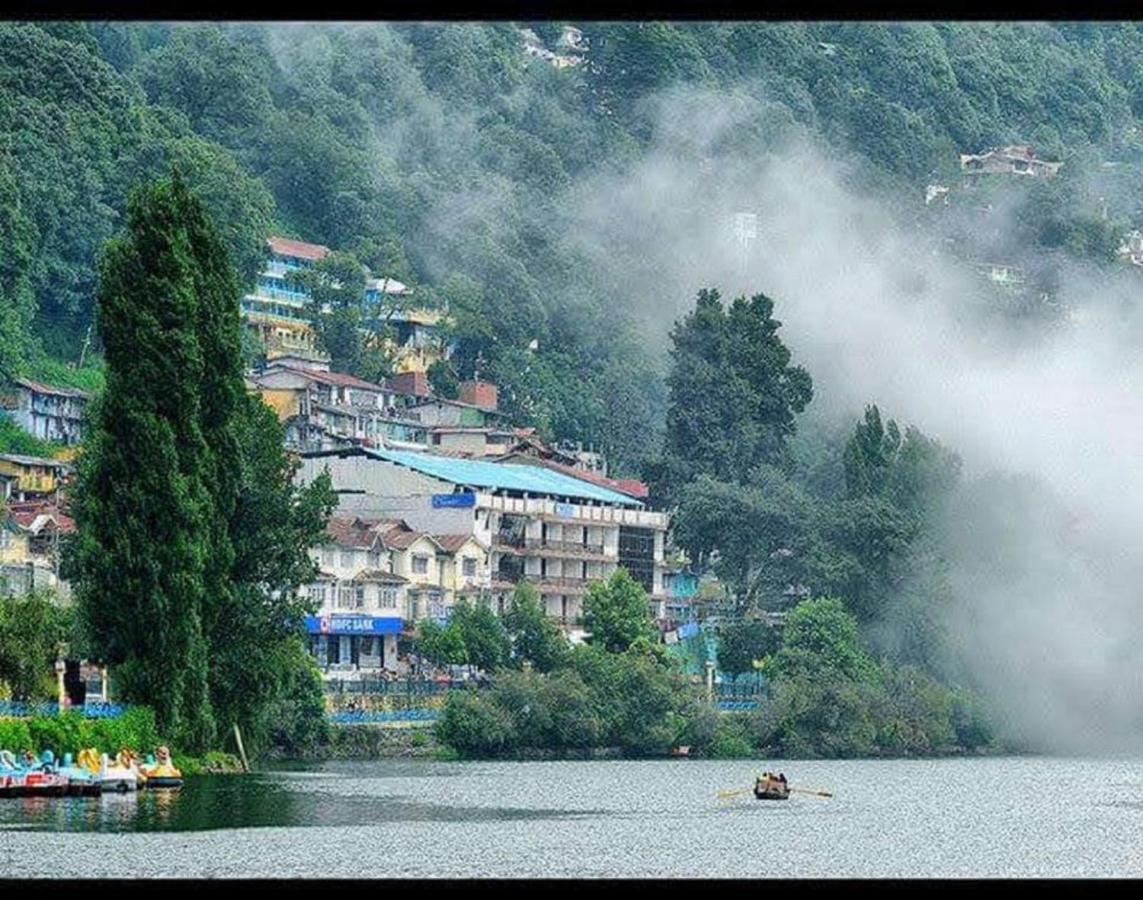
502;580;568;673
718;618;780;676
416;618;467;668
653;288;812;504
451;598;510;673
772;597;879;685
70;172;333;752
427;359;460;399
583;568;656;653
297;250;388;381
0;591;72;700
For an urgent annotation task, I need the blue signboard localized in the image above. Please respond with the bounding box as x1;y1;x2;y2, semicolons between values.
432;492;476;508
554;502;574;518
304;615;403;636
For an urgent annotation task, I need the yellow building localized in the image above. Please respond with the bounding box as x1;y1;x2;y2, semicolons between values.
0;453;65;497
0;519;30;565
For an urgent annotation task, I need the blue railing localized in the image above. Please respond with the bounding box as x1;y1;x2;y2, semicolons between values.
329;708;440;724
0;701;126;719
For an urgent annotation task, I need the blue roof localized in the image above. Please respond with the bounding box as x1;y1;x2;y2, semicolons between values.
361;447;644;507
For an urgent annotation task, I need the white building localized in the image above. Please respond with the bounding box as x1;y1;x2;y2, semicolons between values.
297;446;671;641
2;379;90;446
302;515;491;676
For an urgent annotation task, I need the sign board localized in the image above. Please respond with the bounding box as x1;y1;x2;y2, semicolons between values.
554;502;574;518
304;615;403;635
432;492;476;508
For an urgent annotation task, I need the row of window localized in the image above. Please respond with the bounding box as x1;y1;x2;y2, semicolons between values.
318;548;478;577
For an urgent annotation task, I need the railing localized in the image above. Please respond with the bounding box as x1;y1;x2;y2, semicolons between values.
324;678;482;696
330;708;440;724
528;538;606;557
0;700;125;719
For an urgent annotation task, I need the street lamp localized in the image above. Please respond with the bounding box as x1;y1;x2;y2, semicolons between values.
54;657;66;713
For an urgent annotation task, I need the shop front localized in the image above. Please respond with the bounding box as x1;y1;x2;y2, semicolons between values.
305;614;403;673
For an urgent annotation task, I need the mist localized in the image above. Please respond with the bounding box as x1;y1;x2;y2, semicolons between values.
560;84;1143;753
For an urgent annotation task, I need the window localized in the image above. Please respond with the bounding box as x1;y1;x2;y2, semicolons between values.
412;555;429;574
338;587;355;609
340;550;354;568
380;588;398;609
462;558;477;578
309;584;327;605
355;586;366;609
368;550;382;568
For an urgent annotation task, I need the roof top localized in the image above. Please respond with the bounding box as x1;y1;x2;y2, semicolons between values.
352;569;409;584
320;447;645;507
11;378;91;400
0;453;67;469
268;236;330;261
324;516;405;549
266;364;389;393
10;509;75;534
496;452;650;500
432;534;479;553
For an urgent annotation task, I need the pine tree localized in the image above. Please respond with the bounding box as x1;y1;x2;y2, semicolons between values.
72;172;217;748
72;170;336;753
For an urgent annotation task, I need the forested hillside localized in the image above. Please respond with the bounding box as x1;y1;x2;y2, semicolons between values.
5;21;1143;472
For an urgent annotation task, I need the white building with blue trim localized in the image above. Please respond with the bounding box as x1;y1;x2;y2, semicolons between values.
297;446;672;642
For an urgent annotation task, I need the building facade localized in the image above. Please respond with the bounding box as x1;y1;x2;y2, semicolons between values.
2;379;90;446
296;446;671;641
301;515;491;676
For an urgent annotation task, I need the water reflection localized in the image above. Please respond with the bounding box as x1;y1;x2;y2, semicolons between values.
0;776;302;834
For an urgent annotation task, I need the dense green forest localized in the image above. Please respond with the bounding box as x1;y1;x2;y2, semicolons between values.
5;22;1143;472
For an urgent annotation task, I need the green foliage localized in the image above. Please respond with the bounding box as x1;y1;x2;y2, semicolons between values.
450;599;511;673
502;581;569;673
0;591;73;700
70;172;334;754
426;359;460;400
717;619;780;676
435;689;516;757
652;288;813;505
0;416;61;458
416;618;468;668
583;568;656;653
2;706;162;758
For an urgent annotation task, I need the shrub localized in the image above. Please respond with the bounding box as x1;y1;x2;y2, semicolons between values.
435;690;516;757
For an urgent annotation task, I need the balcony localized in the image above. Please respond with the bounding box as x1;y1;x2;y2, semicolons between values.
482;493;668;530
493;535;608;559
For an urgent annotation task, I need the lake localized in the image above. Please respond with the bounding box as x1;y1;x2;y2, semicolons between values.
2;756;1141;878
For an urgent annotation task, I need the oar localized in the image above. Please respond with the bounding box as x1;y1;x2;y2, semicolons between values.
788;787;833;798
717;787;753;799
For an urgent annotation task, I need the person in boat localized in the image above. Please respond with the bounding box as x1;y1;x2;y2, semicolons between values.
779;772;787;785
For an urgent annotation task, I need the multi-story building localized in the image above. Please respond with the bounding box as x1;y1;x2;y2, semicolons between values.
251;361;429;452
240;236;450;373
296;446;671;641
2;379;90;446
302;516;491;675
241;236;330;363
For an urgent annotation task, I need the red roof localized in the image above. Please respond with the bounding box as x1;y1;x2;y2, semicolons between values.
9;509;75;534
268;236;331;262
534;458;649;500
324;517;402;549
432;534;475;553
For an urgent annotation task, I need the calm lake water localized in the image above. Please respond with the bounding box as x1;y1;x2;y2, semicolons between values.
2;756;1141;878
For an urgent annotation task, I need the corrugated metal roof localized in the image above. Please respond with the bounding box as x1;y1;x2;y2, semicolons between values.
361;447;644;507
